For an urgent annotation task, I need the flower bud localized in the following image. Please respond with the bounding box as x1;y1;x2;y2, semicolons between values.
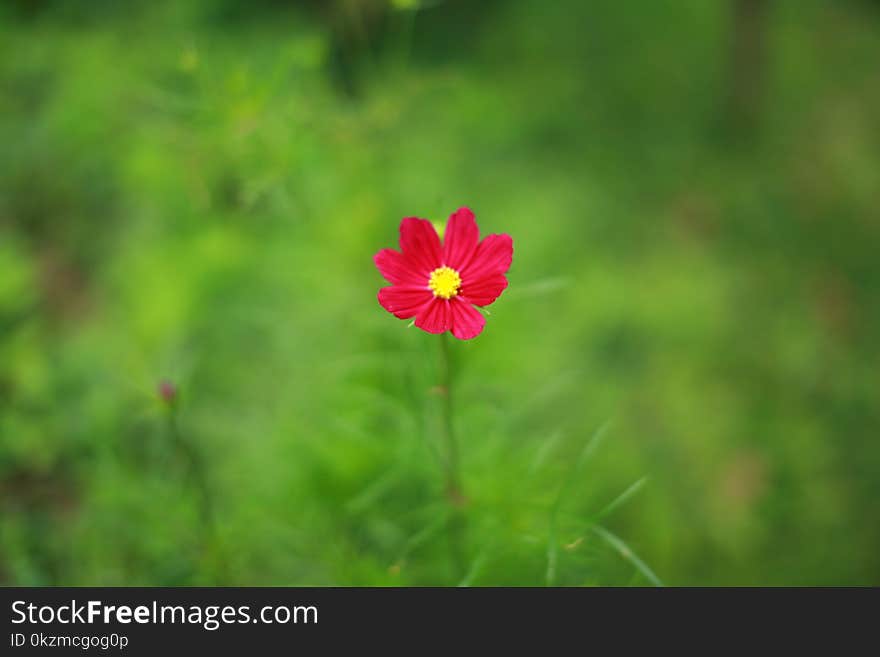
157;379;178;405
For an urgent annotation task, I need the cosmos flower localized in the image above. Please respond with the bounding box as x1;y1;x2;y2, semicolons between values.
374;207;513;340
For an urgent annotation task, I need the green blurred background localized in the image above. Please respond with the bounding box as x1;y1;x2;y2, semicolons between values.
1;0;879;586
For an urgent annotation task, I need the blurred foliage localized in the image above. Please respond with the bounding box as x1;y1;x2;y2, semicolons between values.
1;0;879;585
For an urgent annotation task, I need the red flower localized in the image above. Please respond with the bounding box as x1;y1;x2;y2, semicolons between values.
374;207;513;340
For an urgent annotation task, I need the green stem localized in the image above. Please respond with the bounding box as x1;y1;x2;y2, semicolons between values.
166;409;225;578
438;332;466;581
439;332;462;502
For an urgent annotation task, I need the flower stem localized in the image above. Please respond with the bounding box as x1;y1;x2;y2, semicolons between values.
165;407;226;579
438;332;466;581
439;332;462;503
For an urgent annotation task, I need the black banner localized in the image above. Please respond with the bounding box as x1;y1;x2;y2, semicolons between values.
1;587;875;653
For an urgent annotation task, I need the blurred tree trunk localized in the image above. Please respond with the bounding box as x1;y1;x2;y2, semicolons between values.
726;0;770;134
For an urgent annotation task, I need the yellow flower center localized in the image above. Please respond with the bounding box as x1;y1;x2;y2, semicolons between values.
428;266;462;299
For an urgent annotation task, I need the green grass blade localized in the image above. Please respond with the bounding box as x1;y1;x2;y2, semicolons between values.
546;420;612;586
395;516;447;565
593;477;648;522
458;546;491;587
592;525;664;587
555;420;612;510
528;429;565;477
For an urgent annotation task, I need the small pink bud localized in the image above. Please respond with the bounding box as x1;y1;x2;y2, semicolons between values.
158;379;178;405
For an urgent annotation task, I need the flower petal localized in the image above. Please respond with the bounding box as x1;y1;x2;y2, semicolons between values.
378;285;433;319
374;248;425;286
461;273;508;307
442;207;480;270
450;298;486;340
462;233;513;281
399;218;443;276
414;297;451;334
